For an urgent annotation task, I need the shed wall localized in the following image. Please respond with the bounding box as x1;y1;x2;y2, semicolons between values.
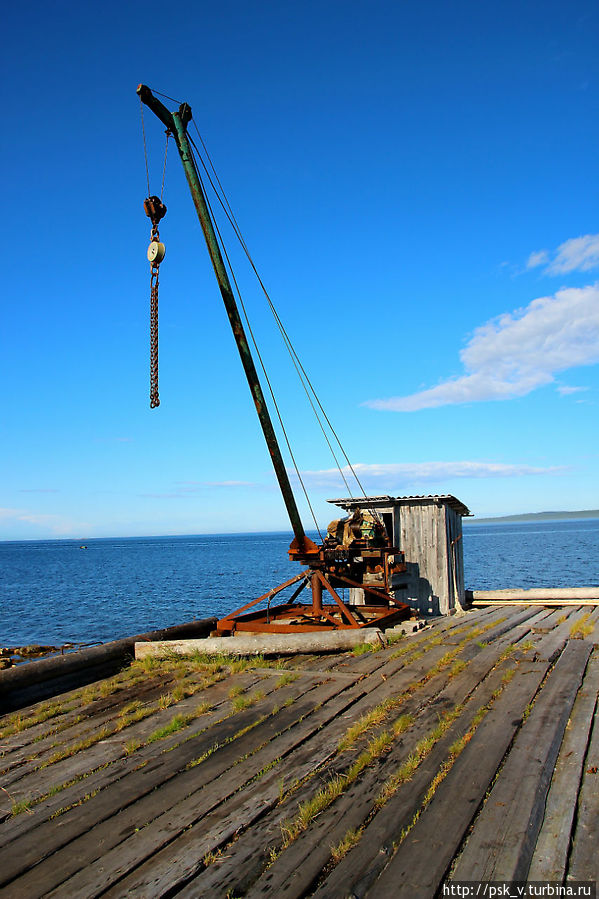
395;502;464;615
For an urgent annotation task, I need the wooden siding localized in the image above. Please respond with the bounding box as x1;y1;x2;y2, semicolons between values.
396;501;464;614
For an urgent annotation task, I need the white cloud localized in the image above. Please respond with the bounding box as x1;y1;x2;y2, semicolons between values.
528;234;599;275
0;507;89;535
527;249;549;269
548;234;599;274
557;385;588;396
366;284;599;411
295;461;564;491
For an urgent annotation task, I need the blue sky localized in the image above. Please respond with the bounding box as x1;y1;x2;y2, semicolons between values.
2;0;598;540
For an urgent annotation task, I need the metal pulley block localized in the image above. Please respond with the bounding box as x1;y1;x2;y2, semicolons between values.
147;240;166;265
143;195;167;226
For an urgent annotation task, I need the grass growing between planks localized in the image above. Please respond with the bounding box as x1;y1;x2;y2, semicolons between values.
338;699;412;752
80;676;251;757
275;617;510;856
279;710;414;848
37;679;218;768
11;680;268;818
203;848;224;867
9;798;33;817
330;825;364;862
1;699;80;740
570;613;595;639
3;663;268;815
352;641;384;656
374;663;517;812
1;651;300;821
373;705;464;810
387;617;506;665
275;672;299;688
1;616;508;830
389;667;517;845
2;651;281;766
0;662;172;741
147;713;195;744
323;664;519;880
231;690;265;712
186;714;269;770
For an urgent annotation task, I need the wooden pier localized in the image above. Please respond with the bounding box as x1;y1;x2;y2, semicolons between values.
0;602;597;897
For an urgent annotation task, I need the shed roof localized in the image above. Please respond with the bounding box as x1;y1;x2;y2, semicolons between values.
327;494;472;517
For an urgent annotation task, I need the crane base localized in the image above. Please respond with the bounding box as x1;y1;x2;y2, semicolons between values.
217;602;409;635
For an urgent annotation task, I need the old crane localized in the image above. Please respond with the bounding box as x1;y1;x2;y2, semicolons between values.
137;84;410;635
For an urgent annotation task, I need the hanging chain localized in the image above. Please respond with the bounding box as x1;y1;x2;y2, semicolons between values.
150;224;161;408
140;109;169;409
144;198;167;408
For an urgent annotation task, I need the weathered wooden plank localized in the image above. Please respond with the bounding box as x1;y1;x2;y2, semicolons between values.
364;640;592;896
441;606;552;646
450;639;592;883
38;635;474;896
70;612;528;899
528;606;581;633
0;668;167;756
0;669;266;846
0;671;343;890
1;633;458;852
4;606;592;899
528;650;599;881
583;603;599;641
199;629;532;897
302;606;501;676
529;608;593;661
135;628;387;659
59;634;492;898
0;669;213;783
311;657;554;899
0;669;283;811
473;588;599;601
95;723;346;898
230;624;546;898
567;665;599;883
0;620;217;715
38;672;377;898
235;657;522;899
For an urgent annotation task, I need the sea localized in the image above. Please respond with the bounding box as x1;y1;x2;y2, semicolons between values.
1;518;599;648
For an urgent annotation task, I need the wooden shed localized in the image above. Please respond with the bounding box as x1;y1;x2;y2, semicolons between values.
327;495;471;616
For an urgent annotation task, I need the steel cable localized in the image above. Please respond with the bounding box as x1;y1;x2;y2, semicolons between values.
189;125;378;513
188;141;324;540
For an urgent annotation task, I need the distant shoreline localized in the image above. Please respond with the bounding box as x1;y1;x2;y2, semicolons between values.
3;511;599;543
465;510;599;524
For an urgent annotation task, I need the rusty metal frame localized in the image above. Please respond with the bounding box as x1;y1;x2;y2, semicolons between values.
217;572;308;631
328;571;408;607
224;602;408;634
216;567;410;635
315;570;360;628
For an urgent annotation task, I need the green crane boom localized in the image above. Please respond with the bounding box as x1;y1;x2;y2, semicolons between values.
136;84;317;557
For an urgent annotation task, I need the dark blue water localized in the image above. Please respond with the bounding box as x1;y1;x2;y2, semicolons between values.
462;518;599;591
1;520;598;646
